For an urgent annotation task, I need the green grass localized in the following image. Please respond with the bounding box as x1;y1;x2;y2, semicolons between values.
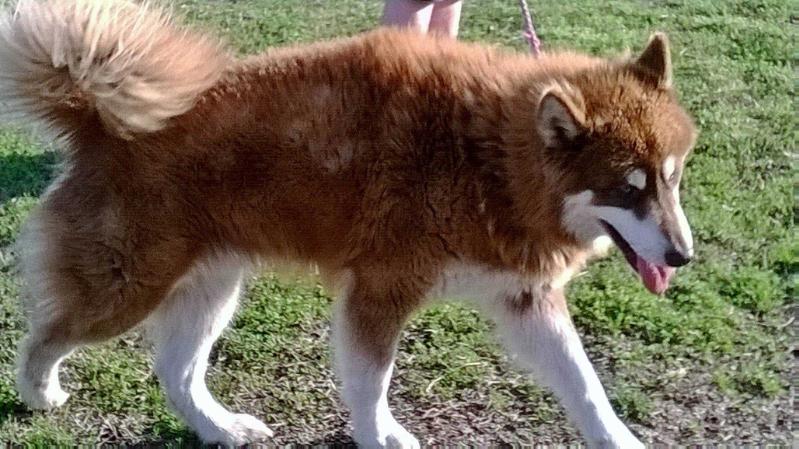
0;0;795;444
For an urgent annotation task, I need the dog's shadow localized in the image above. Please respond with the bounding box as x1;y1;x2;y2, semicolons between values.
131;427;201;447
0;150;56;204
0;399;33;428
306;429;356;446
129;426;356;447
0;149;56;249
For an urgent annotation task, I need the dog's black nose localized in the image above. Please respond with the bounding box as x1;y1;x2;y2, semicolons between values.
665;249;692;267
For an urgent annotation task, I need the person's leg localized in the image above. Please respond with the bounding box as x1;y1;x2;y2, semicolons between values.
382;0;435;33
429;0;462;38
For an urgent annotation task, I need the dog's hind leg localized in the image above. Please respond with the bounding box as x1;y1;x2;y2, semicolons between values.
15;331;75;409
145;256;272;446
14;204;197;411
14;210;78;410
485;288;644;449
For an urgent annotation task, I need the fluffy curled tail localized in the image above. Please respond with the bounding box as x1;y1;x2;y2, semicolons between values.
0;0;229;139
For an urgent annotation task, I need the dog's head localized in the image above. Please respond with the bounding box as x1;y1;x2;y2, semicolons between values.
542;34;696;294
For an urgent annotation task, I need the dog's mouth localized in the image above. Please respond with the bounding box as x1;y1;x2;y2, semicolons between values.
600;220;675;295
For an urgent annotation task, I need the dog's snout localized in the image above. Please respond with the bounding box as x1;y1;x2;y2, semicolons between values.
664;248;692;267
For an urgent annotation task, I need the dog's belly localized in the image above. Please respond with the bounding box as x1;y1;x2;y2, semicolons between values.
430;263;528;303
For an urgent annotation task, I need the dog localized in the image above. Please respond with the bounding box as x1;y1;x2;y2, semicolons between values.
0;0;696;447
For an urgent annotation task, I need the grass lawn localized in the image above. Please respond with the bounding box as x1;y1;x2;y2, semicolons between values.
0;0;795;445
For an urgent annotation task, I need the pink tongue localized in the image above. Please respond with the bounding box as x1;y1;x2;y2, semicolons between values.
635;256;676;294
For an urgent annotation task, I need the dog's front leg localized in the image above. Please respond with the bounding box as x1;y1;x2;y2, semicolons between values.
333;271;423;449
488;288;644;449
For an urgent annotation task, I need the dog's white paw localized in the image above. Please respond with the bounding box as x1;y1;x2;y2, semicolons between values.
199;413;274;446
354;420;420;449
384;428;420;449
591;437;645;449
17;376;69;410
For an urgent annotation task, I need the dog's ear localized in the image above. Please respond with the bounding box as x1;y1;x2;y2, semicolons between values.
536;84;586;151
632;32;672;88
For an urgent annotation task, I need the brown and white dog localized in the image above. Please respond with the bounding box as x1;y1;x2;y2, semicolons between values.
0;0;696;447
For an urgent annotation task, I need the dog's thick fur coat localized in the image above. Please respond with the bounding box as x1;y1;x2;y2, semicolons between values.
1;0;697;447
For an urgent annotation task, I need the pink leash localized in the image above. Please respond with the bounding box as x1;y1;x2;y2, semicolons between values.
518;0;542;57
